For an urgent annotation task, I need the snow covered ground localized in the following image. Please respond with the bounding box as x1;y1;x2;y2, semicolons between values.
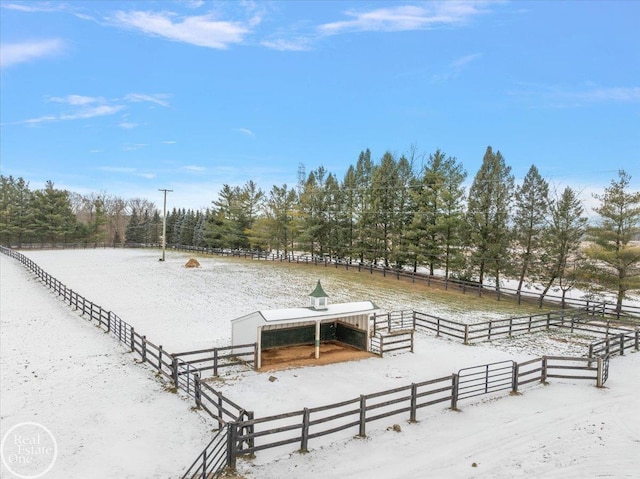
17;248;550;352
0;255;214;479
1;248;639;478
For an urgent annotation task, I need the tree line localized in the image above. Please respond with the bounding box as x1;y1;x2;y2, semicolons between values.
1;146;638;310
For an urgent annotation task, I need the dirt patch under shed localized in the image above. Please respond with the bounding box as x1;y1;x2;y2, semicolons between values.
260;341;376;371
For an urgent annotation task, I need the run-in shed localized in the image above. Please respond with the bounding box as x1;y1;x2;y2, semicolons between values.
231;281;380;368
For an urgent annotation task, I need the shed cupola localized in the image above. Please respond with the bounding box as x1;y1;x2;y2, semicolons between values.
309;280;329;310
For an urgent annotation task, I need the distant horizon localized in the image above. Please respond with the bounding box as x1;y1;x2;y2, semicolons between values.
1;1;638;213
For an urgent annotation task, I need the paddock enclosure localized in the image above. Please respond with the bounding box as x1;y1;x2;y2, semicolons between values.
231;281;380;368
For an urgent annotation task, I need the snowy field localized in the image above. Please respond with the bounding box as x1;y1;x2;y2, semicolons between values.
17;248;553;352
1;248;639;478
0;255;214;479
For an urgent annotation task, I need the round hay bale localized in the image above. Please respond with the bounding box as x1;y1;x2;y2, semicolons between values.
184;258;200;268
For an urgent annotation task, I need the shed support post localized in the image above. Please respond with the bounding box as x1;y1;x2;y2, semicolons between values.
257;328;262;369
315;321;320;359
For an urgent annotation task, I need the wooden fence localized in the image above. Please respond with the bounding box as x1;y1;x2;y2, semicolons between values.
0;246;252;437
1;246;628;479
173;344;258;378
219;354;609;471
8;242;640;321
588;331;640;359
168;244;640;322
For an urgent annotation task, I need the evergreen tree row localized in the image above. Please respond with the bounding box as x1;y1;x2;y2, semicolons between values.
170;146;637;310
2;145;638;310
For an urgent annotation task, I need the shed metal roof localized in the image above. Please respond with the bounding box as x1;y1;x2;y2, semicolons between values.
233;301;379;325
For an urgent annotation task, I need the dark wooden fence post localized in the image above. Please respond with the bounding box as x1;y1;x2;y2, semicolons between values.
358;395;367;437
172;356;179;389
246;411;255;449
217;391;224;427
463;325;469;345
194;373;202;408
409;383;417;423
107;310;111;333
619;333;625;356
451;374;459;410
214;348;219;377
596;357;604;388
512;363;519;393
226;422;238;471
541;357;547;383
300;408;310;452
141;336;147;363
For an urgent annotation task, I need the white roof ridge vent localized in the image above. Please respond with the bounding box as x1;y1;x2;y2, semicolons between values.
309;280;329;310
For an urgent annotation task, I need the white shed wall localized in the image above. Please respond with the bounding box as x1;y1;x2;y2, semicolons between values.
231;312;263;346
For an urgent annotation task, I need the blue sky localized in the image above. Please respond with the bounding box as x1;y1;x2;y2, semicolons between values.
1;0;638;212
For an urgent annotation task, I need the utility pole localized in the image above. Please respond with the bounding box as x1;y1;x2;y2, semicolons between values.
159;189;173;261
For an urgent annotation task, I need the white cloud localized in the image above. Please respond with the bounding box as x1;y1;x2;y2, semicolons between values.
450;52;483;69
125;93;171;107
318;2;491;35
60;105;125;120
576;87;640;102
112;10;255;49
237;128;256;138
432;52;483;82
261;38;311;52
12;91;171;126
184;165;206;172
122;143;147;151
0;39;65;68
49;95;104;105
183;0;205;8
1;3;63;13
163;140;177;144
509;84;640;108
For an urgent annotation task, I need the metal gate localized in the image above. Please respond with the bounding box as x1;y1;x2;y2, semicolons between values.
457;360;515;401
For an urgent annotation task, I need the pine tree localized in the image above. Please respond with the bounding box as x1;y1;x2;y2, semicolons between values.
341;166;358;258
410;150;466;276
584;170;640;311
299;167;329;256
369;152;400;267
513;165;549;294
354;149;374;262
0;175;34;246
538;187;587;304
30;181;79;244
465;147;515;287
125;208;141;244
